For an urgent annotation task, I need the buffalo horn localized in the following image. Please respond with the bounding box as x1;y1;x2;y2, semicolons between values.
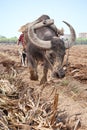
63;21;76;49
28;19;54;49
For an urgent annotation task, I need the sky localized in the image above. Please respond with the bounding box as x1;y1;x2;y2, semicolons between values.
0;0;87;38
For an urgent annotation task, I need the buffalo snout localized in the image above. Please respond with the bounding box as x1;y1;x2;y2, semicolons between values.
52;68;65;78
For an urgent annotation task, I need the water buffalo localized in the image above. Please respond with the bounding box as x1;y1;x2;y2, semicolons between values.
22;15;76;84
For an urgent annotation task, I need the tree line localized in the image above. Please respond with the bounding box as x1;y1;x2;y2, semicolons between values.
75;38;87;45
0;36;18;44
0;35;87;45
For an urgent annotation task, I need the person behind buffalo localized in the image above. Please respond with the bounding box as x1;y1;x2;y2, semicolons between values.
17;32;27;66
17;32;26;48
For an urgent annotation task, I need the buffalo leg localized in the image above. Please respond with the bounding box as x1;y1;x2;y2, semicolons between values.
40;62;48;84
27;56;38;80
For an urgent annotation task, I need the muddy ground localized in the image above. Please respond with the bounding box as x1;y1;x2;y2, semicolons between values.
0;44;87;130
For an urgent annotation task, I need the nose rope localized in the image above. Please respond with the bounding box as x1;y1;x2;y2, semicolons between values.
65;42;70;67
44;54;53;71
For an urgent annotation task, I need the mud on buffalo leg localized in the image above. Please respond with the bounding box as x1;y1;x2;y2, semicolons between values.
27;55;38;80
40;61;49;85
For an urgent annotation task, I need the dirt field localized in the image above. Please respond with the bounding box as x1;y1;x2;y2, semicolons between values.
0;44;87;130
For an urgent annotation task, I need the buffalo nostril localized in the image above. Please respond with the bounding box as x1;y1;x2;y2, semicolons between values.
52;69;65;78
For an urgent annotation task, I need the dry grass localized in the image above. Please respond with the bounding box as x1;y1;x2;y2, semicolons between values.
0;44;87;130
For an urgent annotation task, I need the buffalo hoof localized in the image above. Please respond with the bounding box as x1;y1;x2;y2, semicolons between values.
40;76;47;85
30;69;38;81
30;75;38;80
